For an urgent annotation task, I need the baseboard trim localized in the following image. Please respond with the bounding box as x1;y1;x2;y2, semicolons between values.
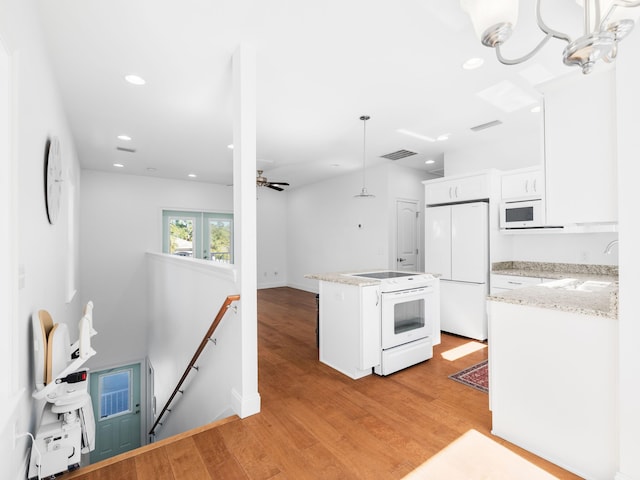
231;388;261;419
257;281;287;289
615;473;635;480
286;281;317;294
491;428;591;480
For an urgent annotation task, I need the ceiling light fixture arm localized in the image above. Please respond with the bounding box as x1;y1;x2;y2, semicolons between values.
491;0;571;66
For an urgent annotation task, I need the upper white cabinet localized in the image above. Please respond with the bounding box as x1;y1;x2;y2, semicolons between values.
501;167;544;201
425;171;492;205
540;67;617;225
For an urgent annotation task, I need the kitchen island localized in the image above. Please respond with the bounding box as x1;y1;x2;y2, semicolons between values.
487;262;618;480
305;271;440;379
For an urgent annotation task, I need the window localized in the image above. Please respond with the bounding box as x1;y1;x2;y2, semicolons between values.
98;370;132;420
162;210;233;263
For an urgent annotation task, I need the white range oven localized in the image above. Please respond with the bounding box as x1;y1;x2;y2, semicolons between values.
346;271;439;376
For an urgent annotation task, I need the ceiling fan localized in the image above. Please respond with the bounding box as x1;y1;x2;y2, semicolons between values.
256;170;289;191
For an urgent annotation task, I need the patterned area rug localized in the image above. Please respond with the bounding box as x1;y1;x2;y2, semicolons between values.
449;360;488;393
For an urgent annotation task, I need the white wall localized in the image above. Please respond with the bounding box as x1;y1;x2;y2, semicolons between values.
0;0;82;478
287;163;430;293
146;254;239;440
507;232;618;266
257;188;287;289
79;171;233;370
445;128;543;177
615;28;640;480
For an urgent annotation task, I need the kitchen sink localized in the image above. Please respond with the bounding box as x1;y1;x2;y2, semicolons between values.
542;278;612;292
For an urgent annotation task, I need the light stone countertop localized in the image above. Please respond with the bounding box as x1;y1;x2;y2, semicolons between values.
304;272;380;287
305;270;439;287
489;261;618;319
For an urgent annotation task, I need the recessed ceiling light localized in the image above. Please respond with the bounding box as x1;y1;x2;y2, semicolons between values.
531;105;541;113
188;173;197;178
331;163;340;167
117;135;132;141
437;134;450;141
146;167;157;173
125;74;146;85
227;144;234;150
397;129;436;142
425;159;435;165
113;163;124;168
463;57;484;70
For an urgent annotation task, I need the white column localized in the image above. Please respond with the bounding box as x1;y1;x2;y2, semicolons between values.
615;31;640;480
231;43;260;418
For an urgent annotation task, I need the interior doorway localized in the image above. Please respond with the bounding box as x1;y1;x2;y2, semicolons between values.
396;199;420;272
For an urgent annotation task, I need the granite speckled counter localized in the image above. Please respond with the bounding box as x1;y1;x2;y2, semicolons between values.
489;261;618;319
305;270;440;287
304;272;380;287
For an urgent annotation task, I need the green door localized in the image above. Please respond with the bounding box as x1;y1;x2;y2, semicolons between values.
89;363;141;463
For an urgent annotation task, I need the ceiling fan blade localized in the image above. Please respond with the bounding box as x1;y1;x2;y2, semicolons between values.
269;181;290;186
266;184;284;191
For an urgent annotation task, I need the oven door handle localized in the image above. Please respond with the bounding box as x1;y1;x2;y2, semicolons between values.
383;286;431;298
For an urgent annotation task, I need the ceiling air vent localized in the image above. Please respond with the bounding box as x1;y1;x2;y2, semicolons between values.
116;146;136;153
470;120;503;132
380;149;418;161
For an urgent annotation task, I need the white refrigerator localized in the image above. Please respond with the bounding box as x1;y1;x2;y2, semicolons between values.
425;201;488;341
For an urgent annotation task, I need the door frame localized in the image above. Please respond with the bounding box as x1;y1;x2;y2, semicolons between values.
393;198;422;271
88;358;147;458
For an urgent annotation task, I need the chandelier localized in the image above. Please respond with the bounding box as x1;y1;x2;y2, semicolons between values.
460;0;640;74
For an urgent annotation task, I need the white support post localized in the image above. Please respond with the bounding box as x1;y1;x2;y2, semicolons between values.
231;43;260;418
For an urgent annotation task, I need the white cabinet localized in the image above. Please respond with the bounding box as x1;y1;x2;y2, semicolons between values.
488;300;618;479
500;167;544;201
425;172;491;205
540;67;617;225
318;281;380;379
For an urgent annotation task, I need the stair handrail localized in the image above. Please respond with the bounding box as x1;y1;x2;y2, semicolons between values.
148;294;240;436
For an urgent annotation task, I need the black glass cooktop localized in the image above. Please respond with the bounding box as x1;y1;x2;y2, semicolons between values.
354;271;417;279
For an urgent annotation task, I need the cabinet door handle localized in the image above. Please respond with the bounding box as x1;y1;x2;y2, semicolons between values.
376;291;380;306
533;179;537;192
507;281;524;285
525;180;529;193
448;186;452;199
454;186;459;198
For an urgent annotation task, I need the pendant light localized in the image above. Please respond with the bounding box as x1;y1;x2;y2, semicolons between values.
354;115;375;198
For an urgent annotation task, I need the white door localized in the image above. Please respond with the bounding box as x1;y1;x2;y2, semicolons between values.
451;202;488;283
90;363;142;463
425;205;451;279
396;200;419;271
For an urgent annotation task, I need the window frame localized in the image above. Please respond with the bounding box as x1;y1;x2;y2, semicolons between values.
162;209;234;263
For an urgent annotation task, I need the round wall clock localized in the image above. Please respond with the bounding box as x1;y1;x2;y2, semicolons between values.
45;136;62;225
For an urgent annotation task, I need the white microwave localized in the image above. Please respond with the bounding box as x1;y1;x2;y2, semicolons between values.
500;199;545;229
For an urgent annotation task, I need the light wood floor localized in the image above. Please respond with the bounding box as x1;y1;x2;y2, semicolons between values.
62;287;581;479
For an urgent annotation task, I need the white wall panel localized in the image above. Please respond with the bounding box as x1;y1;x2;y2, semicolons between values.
79;171;233;369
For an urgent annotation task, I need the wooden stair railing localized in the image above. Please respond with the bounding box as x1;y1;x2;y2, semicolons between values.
148;294;240;436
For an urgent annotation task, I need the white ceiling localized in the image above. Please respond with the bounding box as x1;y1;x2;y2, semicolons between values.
36;0;593;189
